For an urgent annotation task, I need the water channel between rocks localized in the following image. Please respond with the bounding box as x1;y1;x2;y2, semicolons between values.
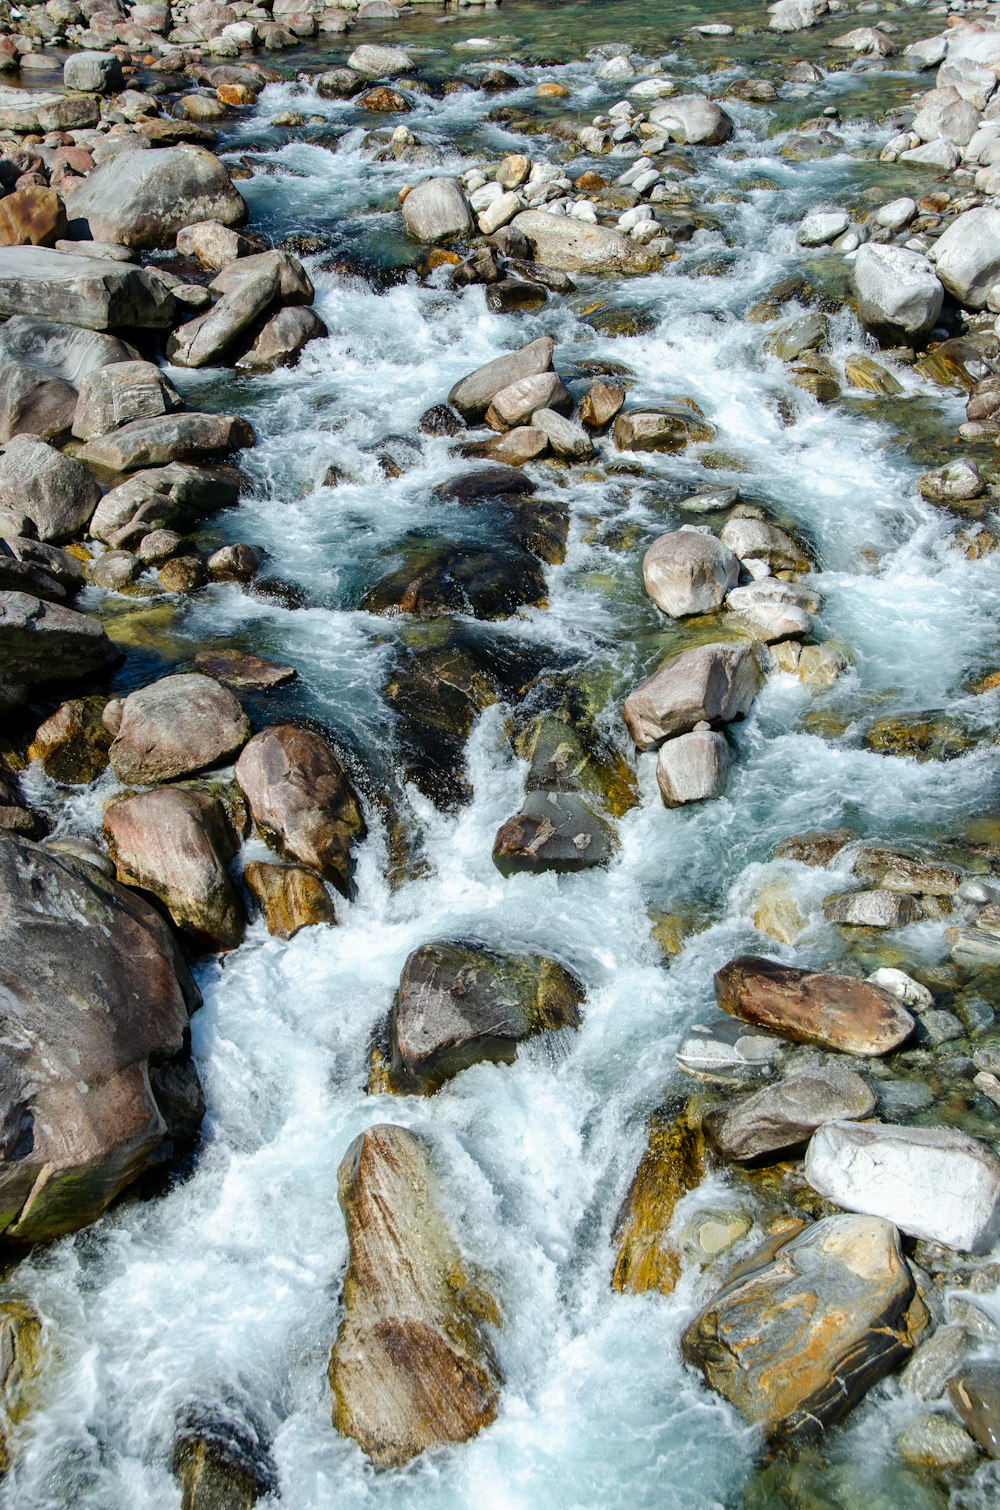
8;1;1000;1506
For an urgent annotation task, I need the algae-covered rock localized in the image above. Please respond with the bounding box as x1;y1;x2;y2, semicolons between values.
27;695;112;784
0;1299;43;1475
172;1400;278;1510
611;1099;705;1295
493;788;617;876
329;1124;501;1467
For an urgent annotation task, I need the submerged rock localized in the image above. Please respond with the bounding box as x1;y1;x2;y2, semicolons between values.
611;1100;704;1296
27;695;112;784
715;956;915;1056
385;939;584;1093
0;1299;43;1475
329;1124;501;1467
675;1013;784;1086
823;889;922;929
243;860;336;939
172;1401;278;1510
682;1215;927;1445
109;673;250;785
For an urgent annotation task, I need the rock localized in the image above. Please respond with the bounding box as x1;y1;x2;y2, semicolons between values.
642;529;740;617
681;1214;927;1445
823;889;922;928
931;207;1000;311
0;87;99;134
656;725;730;807
530;407;593;460
235;724;364;899
623;641;762;751
167;266;279;368
0;1299;43;1474
448;336;554;421
676;1013;783;1087
104;788;245;952
476;427;548;466
852;245;944;345
347;43;413;77
27;696;112;784
176;220;250;269
611;1101;705;1295
612;410;689;452
866;967;934;1010
75;412;253;473
72;360;181;441
0;834;203;1242
478;192;521;237
0;247;175;332
764;312;828;362
875;197;917;233
797;210;850;247
66;145;246;250
385;940;583;1094
769;0;827;31
0;436;100;544
485;373;569;432
0;592;118;712
647;94;733;146
805;1122;1000;1253
171;1403;277;1510
89;463;238;548
511;210;659;275
402;178;473;244
0;369;77;446
579;380;626;430
900;1324;972;1400
753;876;808;944
236;306;327;373
706;1066;876;1162
359;87;410;114
363;540;547;622
90;549;140;592
492;789;617;876
898;1414;980;1474
63;51;123;94
900;138;961;170
715;956;915;1056
206;544;264;584
193;649;294;690
210;250;313;306
719;516;809;572
918;458;984;504
243;860;336;938
725;577;814;642
329;1124;501;1467
0;188;67;251
950;1364;1000;1456
109;673;249;785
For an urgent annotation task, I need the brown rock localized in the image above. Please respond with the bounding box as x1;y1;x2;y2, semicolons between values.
193;649;296;690
329;1124;501;1467
714;955;915;1056
27;695;112;783
0;188;67;248
580;380;626;430
109;672;250;785
359;87;409;112
773;827;856;866
852;845;960;897
159;555;208;593
0;1298;43;1474
244;860;336;938
623;641;762;751
611;1100;704;1296
234;724;365;898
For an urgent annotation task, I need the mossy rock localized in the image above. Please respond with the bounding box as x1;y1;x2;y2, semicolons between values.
514;712;639;819
0;1299;43;1476
611;1099;705;1296
26;696;112;785
864;712;975;762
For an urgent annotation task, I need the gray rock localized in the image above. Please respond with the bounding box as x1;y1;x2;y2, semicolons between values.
89;463;238;548
900;138;961;170
875;197;918;232
235;305;327;372
823;889;922;928
166;265;278;368
72;360;181;441
530;407;594;459
932;208;1000;309
719;516;809;571
0;590;118;711
209;250;314;306
0;247;176;331
0;435;100;542
109;673;250;785
63;51;123;94
448;336;554;421
66;145;247;250
725;577;814;641
0;368;76;445
75;412;253;473
0;834;202;1242
805;1121;1000;1252
486;372;569;431
706;1066;876;1162
402;178;473;244
492;788;616;875
656;725;731;807
647;94;733;145
89;549;139;591
918;458;984;503
643;529;739;617
897;1413;980;1473
0;86;99;134
623;641;762;750
900;1324;972;1400
852;244;944;343
174;220;249;269
676;1012;784;1085
797;210;850;247
347;42;413;76
0;316;133;388
511;210;660;275
950;1364;1000;1457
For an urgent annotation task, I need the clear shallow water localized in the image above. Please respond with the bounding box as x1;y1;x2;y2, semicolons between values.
8;4;1000;1506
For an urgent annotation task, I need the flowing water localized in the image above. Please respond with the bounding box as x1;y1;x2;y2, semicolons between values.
7;2;1000;1506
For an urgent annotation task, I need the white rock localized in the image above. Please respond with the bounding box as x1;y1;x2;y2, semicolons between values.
768;0;827;32
347;43;413;77
911;88;980;148
852;243;944;341
797;210;850;247
905;36;948;70
899;139;961;170
477;190;521;235
469;181;503;212
642;528;740;618
596;56;634;82
875;197;917;232
932;206;1000;309
401;178;473;244
656;724;731;807
867;967;934;1010
805;1121;1000;1252
647;94;733;146
618;205;654;231
628;79;676;100
725;577;815;642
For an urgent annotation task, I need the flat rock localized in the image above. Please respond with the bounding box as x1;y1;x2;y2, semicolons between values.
328;1124;501;1467
448;336;554;421
75;412;253;473
682;1214;927;1445
492;788;617;876
623;641;762;751
805;1120;1000;1252
643;529;740;617
0;86;100;134
511;210;659;275
66;145;246;250
706;1065;876;1161
0;590;119;712
715;955;915;1055
243;860;336;938
193;649;296;690
109;672;250;785
72;360;181;441
0;246;176;331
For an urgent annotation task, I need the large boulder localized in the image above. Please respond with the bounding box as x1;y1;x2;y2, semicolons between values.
402;178;474;243
236;305;327;373
0;591;118;711
852;244;943;344
89;462;239;548
234;724;365;899
104;788;246;953
931;207;1000;310
648;94;734;145
718;516;810;572
511;210;660;275
0;435;100;542
209;250;314;306
65;145;247;250
623;641;762;751
805;1121;1000;1252
328;1124;501;1467
347;42;413;76
386;940;584;1093
706;1066;876;1162
72;360;181;441
75;412;253;473
0;316;133;388
166;265;279;368
682;1215;927;1445
448;336;555;421
0;834;203;1243
714;955;915;1056
63;51;124;94
0;247;176;331
0;86;99;134
643;529;740;617
109;673;250;785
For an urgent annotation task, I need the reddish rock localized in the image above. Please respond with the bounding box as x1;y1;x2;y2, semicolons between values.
714;955;915;1056
0;188;68;248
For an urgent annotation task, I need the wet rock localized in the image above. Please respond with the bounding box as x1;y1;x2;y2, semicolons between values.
680;1012;785;1087
714;956;915;1056
918;459;985;505
681;1214;927;1445
613;410;688;452
806;1122;1000;1253
623;641;762;751
109;673;250;785
656;724;730;807
66;145;246;250
359;87;410;114
511;210;659;275
932;207;1000;310
725;577;814;642
418;404;463;438
611;1100;704;1295
243;860;336;939
385;940;583;1093
236;306;327;373
172;1401;277;1510
72;361;181;442
473;426;548;466
235;724;365;899
643;529;739;617
104;787;245;953
448;336;554;422
867;967;934;1010
823;889;922;928
402;177;473;243
76;412;254;473
897;1413;980;1474
845;353;903;396
329;1124;501;1467
579;380;626;431
530;407;593;460
865;711;971;762
0;833;203;1242
647;94;733;146
493;789;616;876
0;435;100;543
797;210;849;248
485;372;569;432
852;244;944;345
949;1364;1000;1456
706;1066;876;1162
28;696;112;784
206;544;264;584
0;1299;43;1474
0;187;67;250
194;649;295;691
854;847;960;898
315;68;363;100
210;250;313;307
900;1323;972;1400
719;516;810;572
0;591;119;712
753;876;807;945
90;463;239;549
363;539;547;622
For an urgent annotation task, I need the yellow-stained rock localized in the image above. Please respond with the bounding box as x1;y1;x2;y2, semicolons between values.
0;1299;43;1475
844;353;903;396
27;696;112;784
611;1100;705;1296
243;860;337;939
753;877;807;945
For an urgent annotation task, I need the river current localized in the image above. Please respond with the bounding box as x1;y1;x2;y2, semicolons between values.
7;2;1000;1506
